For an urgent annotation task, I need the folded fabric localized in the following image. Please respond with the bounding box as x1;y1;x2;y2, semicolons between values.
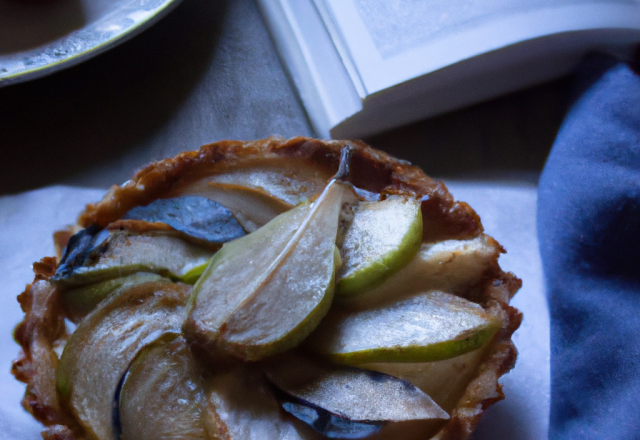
538;55;640;439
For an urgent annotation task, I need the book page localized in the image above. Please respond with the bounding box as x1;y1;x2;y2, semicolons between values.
317;0;640;94
353;0;636;59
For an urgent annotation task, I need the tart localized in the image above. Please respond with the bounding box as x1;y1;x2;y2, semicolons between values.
12;136;521;440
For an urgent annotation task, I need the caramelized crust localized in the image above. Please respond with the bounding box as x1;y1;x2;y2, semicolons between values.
41;425;81;440
14;137;519;440
12;259;78;431
419;182;483;242
78;137;483;243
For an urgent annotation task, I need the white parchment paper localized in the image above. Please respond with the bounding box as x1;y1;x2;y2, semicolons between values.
448;182;549;440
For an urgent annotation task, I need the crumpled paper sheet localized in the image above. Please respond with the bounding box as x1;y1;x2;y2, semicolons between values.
0;183;549;440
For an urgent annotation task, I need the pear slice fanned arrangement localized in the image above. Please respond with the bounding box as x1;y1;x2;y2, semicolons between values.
50;163;503;440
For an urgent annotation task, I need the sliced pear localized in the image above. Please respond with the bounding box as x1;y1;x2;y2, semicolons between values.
360;345;490;413
184;180;349;361
339;235;501;308
118;335;212;440
204;365;323;440
52;230;215;288
57;281;190;440
336;195;422;296
62;273;169;322
264;353;448;424
171;180;293;232
179;261;210;285
197;158;330;205
184;203;313;356
277;399;383;439
306;291;501;364
170;157;332;232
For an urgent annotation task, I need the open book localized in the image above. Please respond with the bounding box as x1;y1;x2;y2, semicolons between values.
257;0;640;139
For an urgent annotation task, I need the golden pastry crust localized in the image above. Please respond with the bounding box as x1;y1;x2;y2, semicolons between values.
13;136;521;440
79;137;482;242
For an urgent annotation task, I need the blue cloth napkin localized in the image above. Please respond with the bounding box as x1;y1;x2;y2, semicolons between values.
538;55;640;439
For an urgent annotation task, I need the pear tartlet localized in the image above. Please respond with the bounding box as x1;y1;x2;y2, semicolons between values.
12;137;521;440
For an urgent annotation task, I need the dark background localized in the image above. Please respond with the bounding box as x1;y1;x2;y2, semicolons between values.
0;0;572;196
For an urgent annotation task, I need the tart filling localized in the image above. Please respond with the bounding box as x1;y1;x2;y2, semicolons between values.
12;137;521;440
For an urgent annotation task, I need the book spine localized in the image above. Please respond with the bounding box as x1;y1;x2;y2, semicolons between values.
257;0;362;138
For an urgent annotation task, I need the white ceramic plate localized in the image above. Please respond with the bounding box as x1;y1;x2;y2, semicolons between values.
0;0;183;87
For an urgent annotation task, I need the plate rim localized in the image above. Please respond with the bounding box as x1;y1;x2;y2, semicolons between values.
0;0;184;87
